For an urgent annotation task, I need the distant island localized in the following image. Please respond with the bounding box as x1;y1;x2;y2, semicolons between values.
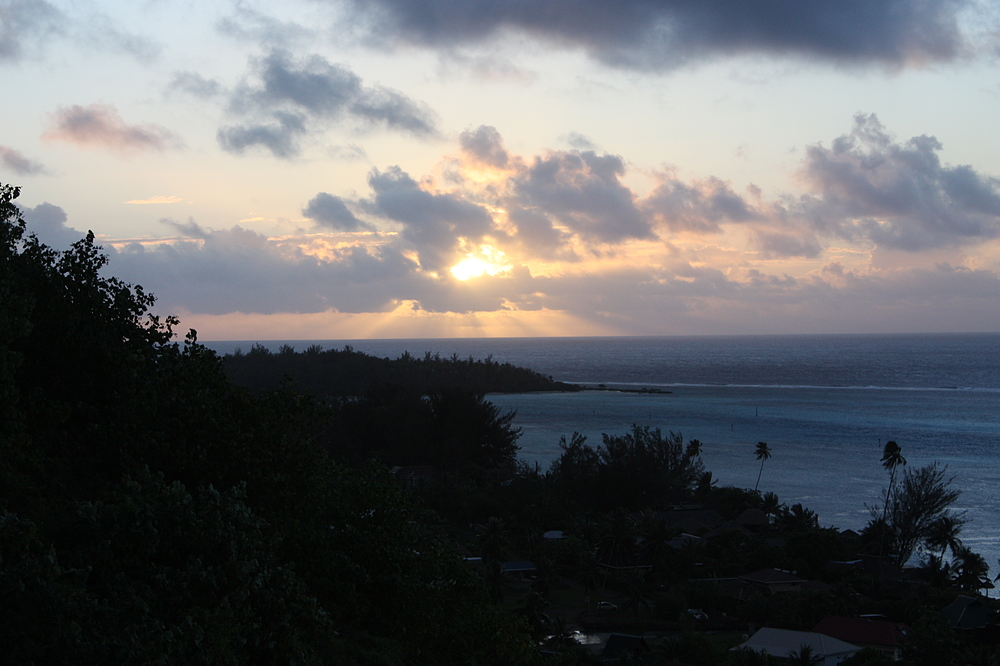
222;343;581;395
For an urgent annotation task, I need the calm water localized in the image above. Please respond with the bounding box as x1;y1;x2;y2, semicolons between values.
207;333;1000;573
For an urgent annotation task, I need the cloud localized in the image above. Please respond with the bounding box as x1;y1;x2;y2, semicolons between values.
643;175;761;234
798;113;1000;251
168;72;224;99
217;111;306;159
219;49;438;158
43;103;181;154
106;222;427;316
302;192;374;231
216;6;314;47
505;206;573;259
80;12;160;62
0;145;47;175
365;166;495;271
460;125;509;168
512;150;652;243
20;201;83;248
65;117;1000;335
124;195;184;205
341;0;973;70
0;0;63;62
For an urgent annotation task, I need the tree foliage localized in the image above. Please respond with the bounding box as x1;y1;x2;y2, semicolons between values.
867;463;964;567
0;183;537;664
223;343;577;395
548;425;705;510
325;385;522;470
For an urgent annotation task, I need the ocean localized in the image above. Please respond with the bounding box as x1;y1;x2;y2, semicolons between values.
207;333;1000;575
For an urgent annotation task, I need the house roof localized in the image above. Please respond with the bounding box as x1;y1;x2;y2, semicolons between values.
499;560;536;573
737;627;860;660
736;508;770;529
661;508;724;533
812;615;909;648
942;595;996;630
603;634;650;659
741;568;806;585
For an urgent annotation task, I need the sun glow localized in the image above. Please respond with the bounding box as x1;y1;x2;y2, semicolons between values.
449;246;513;281
450;256;493;280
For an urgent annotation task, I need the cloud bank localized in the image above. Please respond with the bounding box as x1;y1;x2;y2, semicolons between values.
73;115;998;336
343;0;973;70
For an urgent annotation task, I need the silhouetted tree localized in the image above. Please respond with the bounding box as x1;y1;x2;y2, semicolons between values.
879;440;906;556
878;463;964;567
753;442;771;492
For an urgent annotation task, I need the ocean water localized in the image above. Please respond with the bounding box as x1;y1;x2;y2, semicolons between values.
207;333;1000;574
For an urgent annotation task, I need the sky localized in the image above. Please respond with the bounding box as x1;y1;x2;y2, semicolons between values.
4;0;1000;340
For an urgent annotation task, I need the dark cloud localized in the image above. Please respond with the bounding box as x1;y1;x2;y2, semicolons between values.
799;113;1000;251
107;223;429;315
506;206;573;259
0;145;47;175
342;0;971;70
217;112;306;159
512;150;652;242
43;103;181;154
366;166;495;271
0;0;63;62
302;192;374;231
460;125;509;168
20;201;83;248
220;49;438;158
168;72;224;99
644;176;760;233
751;231;824;259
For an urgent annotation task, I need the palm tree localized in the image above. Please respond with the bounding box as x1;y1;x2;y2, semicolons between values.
925;513;965;565
952;546;993;594
575;548;602;605
881;441;906;505
478;516;509;562
753;442;771;492
518;591;553;640
788;644;823;666
760;491;783;522
620;570;653;618
879;441;906;557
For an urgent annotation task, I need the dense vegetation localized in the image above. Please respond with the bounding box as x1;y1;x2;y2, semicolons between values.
2;182;995;664
0;184;535;664
223;343;579;395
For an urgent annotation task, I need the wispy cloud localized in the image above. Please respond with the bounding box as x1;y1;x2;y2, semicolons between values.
0;0;63;62
124;195;185;205
0;145;48;175
43;103;181;155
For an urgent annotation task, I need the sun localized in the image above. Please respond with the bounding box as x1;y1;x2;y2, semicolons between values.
449;245;513;281
450;256;492;281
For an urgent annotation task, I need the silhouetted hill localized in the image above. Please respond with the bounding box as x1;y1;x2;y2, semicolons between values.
222;343;580;396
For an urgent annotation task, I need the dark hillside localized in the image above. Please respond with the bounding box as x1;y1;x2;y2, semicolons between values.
222;343;579;395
